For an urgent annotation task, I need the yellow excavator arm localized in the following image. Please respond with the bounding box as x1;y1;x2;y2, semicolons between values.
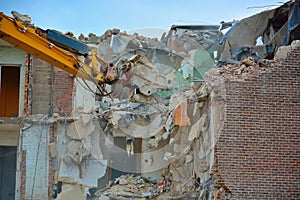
0;12;111;85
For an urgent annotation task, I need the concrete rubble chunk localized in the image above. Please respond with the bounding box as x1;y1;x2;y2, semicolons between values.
199;113;208;129
74;116;95;139
185;154;193;163
55;184;85;200
66;122;81;140
188;118;201;141
95;174;164;199
197;83;208;100
97;195;110;200
11;10;32;25
110;110;166;138
64;140;89;165
291;40;300;49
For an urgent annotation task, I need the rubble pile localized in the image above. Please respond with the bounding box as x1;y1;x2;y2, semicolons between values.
217;57;276;79
99;29;159;43
162;25;223;52
94;174;165;199
50;21;227;199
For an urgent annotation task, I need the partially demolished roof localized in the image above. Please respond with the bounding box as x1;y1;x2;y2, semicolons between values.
218;0;300;63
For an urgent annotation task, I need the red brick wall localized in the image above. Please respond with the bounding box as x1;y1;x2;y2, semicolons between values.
23;54;32;117
53;69;74;116
215;47;300;199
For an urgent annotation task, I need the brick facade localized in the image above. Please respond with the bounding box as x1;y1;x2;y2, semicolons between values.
53;68;74;116
28;56;74;116
215;47;300;199
23;54;32;117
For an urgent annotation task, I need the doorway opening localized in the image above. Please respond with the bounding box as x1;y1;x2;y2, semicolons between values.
0;66;20;117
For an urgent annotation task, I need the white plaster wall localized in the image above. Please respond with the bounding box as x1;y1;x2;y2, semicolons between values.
23;124;50;200
74;79;96;110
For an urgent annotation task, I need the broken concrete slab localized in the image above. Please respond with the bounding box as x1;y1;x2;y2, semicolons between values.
59;159;107;187
55;184;85;200
188;118;201;141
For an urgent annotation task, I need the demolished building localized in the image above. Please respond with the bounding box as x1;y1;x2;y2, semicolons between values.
0;1;299;200
218;0;300;62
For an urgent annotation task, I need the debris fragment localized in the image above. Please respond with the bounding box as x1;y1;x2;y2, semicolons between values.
11;10;32;26
94;174;164;199
174;99;191;126
55;184;85;200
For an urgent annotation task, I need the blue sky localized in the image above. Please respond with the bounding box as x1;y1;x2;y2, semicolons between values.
1;0;287;37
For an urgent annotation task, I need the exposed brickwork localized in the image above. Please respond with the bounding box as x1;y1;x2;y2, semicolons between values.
53;68;74;116
215;47;300;199
23;54;32;117
31;56;51;115
27;57;75;116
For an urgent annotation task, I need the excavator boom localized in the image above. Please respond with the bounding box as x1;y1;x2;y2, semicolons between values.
0;11;178;100
0;12;106;84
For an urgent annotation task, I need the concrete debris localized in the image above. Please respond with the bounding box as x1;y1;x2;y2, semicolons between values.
11;10;32;26
94;174;168;199
66;122;81;140
197;83;209;100
109;110;166;138
55;184;85;200
274;45;292;60
188;118;201;141
64;140;90;165
217;57;276;79
56;116;107;187
164;24;222;51
275;40;300;60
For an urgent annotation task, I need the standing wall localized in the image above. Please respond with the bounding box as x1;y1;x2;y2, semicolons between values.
215;45;300;199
